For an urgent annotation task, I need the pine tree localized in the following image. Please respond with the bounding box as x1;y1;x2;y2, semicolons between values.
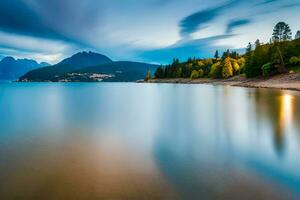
214;50;219;59
246;42;252;53
255;39;261;47
272;22;292;42
295;31;300;39
244;42;255;78
230;51;239;59
154;67;164;79
222;49;230;59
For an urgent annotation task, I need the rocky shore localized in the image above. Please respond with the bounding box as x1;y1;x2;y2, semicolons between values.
144;73;300;91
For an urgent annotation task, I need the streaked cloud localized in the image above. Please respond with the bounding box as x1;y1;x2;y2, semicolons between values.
179;0;239;37
140;34;235;63
0;0;66;41
226;19;252;34
0;0;299;64
256;0;279;6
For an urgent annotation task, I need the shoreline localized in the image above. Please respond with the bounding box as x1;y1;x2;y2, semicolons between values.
144;73;300;92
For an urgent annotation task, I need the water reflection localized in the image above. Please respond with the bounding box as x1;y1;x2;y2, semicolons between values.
0;83;300;199
249;90;298;155
273;94;294;154
152;86;300;199
279;94;294;130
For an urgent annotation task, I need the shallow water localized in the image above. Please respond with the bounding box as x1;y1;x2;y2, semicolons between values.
0;83;300;199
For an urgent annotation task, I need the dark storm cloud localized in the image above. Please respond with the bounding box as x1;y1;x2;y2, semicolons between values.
179;0;239;36
0;0;65;40
226;19;252;33
0;0;104;46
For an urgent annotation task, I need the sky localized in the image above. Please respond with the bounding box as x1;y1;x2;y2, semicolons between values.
0;0;299;64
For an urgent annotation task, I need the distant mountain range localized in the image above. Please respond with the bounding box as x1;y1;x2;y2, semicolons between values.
19;51;158;82
0;57;50;81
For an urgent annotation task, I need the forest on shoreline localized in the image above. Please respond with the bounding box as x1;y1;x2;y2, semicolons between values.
147;22;300;81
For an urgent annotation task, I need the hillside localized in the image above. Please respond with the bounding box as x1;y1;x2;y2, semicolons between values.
19;52;158;82
70;61;158;82
19;51;113;81
152;38;300;80
0;57;49;81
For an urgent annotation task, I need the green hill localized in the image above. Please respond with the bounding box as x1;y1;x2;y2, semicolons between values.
19;52;158;82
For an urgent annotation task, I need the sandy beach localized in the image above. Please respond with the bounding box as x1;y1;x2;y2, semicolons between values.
144;73;300;91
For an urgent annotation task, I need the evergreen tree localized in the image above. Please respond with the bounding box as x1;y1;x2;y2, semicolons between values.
222;49;231;59
214;50;219;59
255;39;261;47
154;67;164;79
230;51;239;59
295;31;300;39
244;42;254;78
172;58;180;65
272;22;292;42
246;42;252;52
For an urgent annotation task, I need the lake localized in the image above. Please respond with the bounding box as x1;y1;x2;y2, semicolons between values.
0;82;300;199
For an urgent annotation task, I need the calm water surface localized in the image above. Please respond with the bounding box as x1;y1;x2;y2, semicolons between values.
0;83;300;199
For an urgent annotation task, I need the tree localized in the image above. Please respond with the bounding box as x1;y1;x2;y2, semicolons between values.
244;42;254;77
247;44;268;77
176;67;182;77
222;57;233;78
272;22;292;42
231;60;240;74
196;60;205;68
246;42;252;53
144;70;151;81
262;63;272;77
209;62;222;78
204;58;213;66
214;50;219;59
289;56;300;65
295;31;300;39
237;57;246;68
198;69;204;77
255;39;261;47
222;49;230;59
154;67;164;79
173;58;180;65
190;70;200;79
230;51;239;59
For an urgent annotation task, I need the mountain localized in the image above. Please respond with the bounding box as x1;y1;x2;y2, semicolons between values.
19;52;158;82
19;51;113;82
0;57;50;81
57;51;113;68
